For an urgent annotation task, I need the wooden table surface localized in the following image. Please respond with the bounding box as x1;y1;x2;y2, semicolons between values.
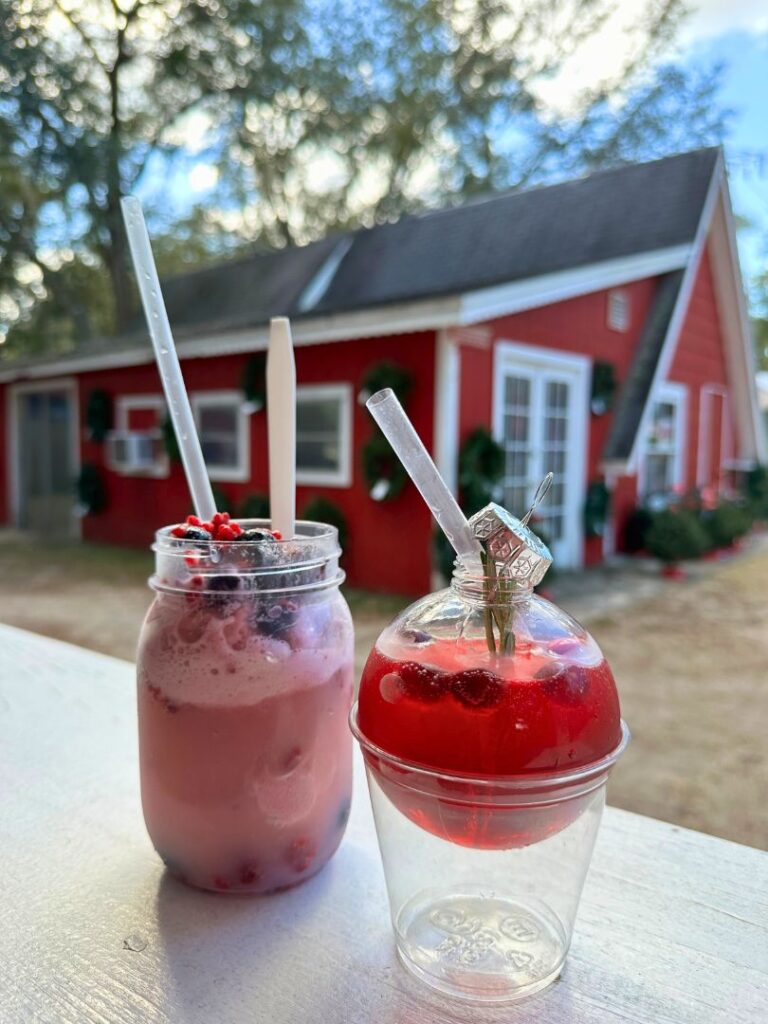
0;623;766;1023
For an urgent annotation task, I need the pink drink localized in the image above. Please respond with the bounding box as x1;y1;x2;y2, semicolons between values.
136;520;354;893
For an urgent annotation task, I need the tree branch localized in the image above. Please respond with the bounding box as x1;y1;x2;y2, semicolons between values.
52;0;110;77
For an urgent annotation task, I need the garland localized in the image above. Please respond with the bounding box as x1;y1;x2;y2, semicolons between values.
458;427;504;515
358;361;413;406
162;415;181;462
302;496;349;549
85;390;112;442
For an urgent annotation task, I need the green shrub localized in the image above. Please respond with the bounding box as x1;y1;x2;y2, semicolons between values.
623;507;654;553
645;509;709;564
301;496;349;549
238;493;270;520
76;462;107;514
703;501;752;549
745;465;768;519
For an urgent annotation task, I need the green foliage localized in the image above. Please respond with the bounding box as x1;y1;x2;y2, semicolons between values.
238;493;271;520
458;428;504;515
0;0;728;356
85;390;112;443
301;496;349;549
745;465;768;517
211;484;231;514
361;433;408;501
361;362;413;406
162;416;181;463
645;509;709;565
76;462;107;514
590;362;617;414
584;479;611;537
623;507;655;553
242;354;267;407
702;502;752;549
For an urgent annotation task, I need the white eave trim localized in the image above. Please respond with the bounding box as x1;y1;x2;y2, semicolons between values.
0;244;691;384
459;244;692;325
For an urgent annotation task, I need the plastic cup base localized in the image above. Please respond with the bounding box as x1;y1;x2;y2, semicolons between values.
395;889;567;1004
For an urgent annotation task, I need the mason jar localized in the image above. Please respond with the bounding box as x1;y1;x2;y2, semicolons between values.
137;519;354;894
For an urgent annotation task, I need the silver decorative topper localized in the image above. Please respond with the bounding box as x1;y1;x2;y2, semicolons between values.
467;474;554;587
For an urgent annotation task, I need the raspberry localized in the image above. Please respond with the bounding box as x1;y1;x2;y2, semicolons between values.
286;837;317;874
212;512;224;528
537;664;590;707
271;531;282;540
397;661;447;703
221;512;230;523
452;668;504;709
171;525;187;538
229;521;243;537
186;515;202;527
217;524;236;540
201;522;215;535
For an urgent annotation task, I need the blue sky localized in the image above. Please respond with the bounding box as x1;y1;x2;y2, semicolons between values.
695;29;768;294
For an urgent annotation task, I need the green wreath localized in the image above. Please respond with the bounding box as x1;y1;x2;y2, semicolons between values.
361;433;408;501
584;479;611;537
591;361;617;415
458;427;504;515
85;390;112;443
359;361;413;406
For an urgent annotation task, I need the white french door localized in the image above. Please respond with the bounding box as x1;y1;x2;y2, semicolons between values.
493;342;590;568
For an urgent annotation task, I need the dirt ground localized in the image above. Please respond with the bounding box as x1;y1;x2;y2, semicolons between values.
1;532;765;850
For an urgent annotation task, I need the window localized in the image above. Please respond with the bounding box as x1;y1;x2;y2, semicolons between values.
106;395;168;477
295;384;352;487
641;382;686;499
607;289;630;332
191;391;250;482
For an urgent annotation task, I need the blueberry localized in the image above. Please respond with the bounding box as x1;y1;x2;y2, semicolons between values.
203;573;241;616
250;598;299;638
178;526;211;542
238;528;279;544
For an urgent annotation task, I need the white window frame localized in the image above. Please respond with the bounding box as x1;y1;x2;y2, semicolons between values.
492;340;590;569
607;288;630;332
295;383;353;487
191;390;251;482
107;394;169;478
639;381;687;497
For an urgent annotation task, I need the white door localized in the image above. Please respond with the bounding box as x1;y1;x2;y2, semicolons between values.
493;342;589;568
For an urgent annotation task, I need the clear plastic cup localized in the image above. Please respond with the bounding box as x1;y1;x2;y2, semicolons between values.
351;705;629;1004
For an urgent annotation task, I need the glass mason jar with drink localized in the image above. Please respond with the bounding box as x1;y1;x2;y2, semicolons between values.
137;515;354;893
352;390;629;1004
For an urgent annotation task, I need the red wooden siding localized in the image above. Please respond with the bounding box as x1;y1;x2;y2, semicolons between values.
667;245;734;489
59;331;435;595
458;279;659;564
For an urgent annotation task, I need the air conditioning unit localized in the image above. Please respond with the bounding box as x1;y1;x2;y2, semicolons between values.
106;430;164;473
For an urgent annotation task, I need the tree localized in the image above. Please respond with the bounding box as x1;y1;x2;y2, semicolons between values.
0;0;728;355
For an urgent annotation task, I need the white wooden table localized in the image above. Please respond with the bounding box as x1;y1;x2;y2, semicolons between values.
1;624;766;1024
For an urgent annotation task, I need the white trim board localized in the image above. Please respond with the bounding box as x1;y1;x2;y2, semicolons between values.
0;246;691;384
6;376;81;537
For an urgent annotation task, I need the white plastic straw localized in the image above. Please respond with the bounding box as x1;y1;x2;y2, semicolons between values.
367;388;481;563
121;197;217;522
267;317;296;538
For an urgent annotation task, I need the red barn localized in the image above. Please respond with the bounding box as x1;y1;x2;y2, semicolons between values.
1;148;763;594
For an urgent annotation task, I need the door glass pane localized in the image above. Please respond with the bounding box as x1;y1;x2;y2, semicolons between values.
500;375;533;517
539;380;570;543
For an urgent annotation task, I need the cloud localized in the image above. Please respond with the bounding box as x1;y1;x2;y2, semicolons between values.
188;164;219;192
681;0;768;44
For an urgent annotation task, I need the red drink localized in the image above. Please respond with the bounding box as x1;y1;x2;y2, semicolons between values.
357;598;622;849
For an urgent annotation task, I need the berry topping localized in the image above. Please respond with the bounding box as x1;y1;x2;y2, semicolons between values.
217;524;236;540
237;528;279;543
186;515;202;527
250;598;299;638
209;574;240;592
272;530;282;540
452;668;504;709
397;661;447;703
286;837;317;874
238;862;261;886
537;663;590;706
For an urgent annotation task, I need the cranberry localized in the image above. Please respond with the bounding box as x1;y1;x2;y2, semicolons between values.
538;664;590;707
452;668;504;709
286;837;317;874
397;661;447;703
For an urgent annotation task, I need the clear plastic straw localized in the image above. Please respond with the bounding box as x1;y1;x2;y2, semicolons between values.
367;388;481;563
120;196;216;523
